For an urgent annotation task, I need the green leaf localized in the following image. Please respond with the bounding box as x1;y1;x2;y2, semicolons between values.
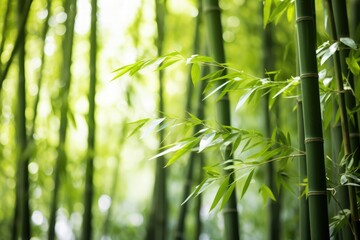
182;178;215;205
221;182;236;209
199;132;216;152
263;0;272;27
340;37;357;50
186;54;215;64
127;118;150;137
210;176;230;211
165;138;199;166
191;63;201;85
320;42;339;65
235;88;256;110
141;118;165;138
241;169;255;199
259;184;276;205
286;2;294;22
346;56;360;75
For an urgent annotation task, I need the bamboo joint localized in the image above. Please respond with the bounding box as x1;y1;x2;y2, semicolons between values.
305;137;324;143
296;16;314;23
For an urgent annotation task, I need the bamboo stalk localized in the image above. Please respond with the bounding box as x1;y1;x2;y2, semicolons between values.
12;0;31;238
81;0;98;239
145;1;168;239
0;0;33;91
326;1;360;238
294;0;330;238
202;0;240;239
175;1;203;239
48;0;77;239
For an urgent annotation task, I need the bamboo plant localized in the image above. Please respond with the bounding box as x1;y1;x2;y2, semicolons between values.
12;0;31;238
81;0;98;239
48;0;77;239
175;0;203;238
145;0;168;239
202;0;240;239
295;0;330;238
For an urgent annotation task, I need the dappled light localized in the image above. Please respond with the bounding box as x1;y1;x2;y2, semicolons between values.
0;0;360;239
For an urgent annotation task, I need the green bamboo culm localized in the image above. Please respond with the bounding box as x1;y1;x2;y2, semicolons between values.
81;0;98;239
297;93;311;240
0;0;33;91
145;0;168;239
12;0;31;239
349;0;360;41
202;0;240;239
48;0;77;239
294;0;330;239
331;0;360;170
326;1;360;238
175;0;203;239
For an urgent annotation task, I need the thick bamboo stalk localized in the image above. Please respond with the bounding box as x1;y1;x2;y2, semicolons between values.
294;0;330;239
48;0;77;239
202;0;240;239
81;0;98;239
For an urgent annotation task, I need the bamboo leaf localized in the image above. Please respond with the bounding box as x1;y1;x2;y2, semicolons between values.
203;80;230;100
186;54;215;64
235;88;256;110
165;139;199;167
263;0;272;27
320;42;339;65
199;132;216;152
259;184;276;205
127;118;150;137
141;118;165;139
182;178;215;205
210;176;230;211
220;182;236;209
340;37;357;50
191;63;201;85
241;169;255;199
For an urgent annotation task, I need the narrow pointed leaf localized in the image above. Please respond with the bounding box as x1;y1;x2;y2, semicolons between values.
241;169;255;198
210;176;230;211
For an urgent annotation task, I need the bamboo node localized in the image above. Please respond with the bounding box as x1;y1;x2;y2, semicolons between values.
300;73;318;79
350;133;360;138
305;137;323;143
308;190;327;196
296;16;314;23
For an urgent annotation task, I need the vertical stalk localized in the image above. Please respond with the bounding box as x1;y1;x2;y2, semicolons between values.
326;1;360;238
145;1;168;239
81;0;97;239
48;0;77;239
262;19;282;240
0;0;12;64
175;1;202;239
202;0;240;239
0;0;33;91
294;0;330;239
331;0;360;170
12;0;30;239
297;92;311;240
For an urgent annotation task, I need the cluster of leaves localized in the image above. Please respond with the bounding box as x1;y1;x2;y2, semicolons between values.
127;112;301;210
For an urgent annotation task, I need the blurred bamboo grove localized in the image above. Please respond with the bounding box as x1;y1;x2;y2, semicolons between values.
0;0;360;239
